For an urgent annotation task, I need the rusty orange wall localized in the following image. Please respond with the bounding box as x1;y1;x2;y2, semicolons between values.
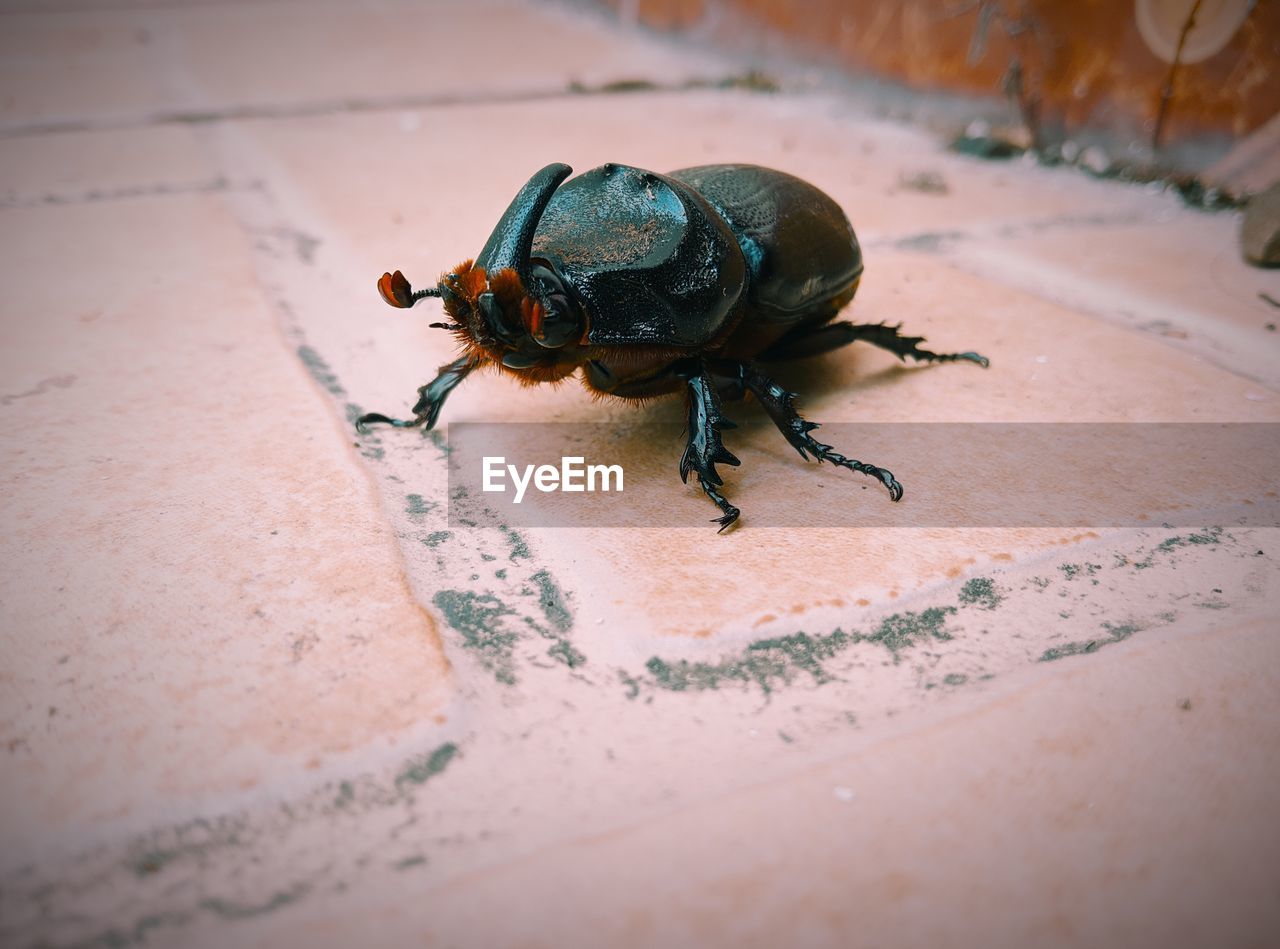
598;0;1280;149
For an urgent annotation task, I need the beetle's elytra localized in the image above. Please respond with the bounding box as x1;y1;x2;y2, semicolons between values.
358;162;988;529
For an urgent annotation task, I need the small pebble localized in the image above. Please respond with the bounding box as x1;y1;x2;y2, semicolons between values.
833;786;856;802
1079;146;1111;176
1241;181;1280;266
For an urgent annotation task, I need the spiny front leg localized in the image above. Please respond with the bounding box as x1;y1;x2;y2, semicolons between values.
677;359;742;532
846;321;989;367
739;363;903;502
356;356;474;432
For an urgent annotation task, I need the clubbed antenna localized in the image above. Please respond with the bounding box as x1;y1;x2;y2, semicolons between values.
377;270;442;308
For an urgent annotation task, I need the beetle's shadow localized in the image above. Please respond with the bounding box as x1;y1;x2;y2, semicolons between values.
596;351;920;470
767;351;915;403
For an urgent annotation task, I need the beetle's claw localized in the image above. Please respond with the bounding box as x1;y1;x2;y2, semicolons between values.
693;473;740;532
713;508;741;533
879;468;904;502
356;412;427;431
959;351;990;368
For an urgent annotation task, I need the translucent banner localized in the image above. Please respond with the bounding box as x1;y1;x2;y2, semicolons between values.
441;423;1280;529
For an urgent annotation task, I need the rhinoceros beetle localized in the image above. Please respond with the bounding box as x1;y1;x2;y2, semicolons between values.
358;162;988;529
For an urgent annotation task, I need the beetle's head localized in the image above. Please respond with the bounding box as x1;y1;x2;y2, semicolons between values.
376;163;585;383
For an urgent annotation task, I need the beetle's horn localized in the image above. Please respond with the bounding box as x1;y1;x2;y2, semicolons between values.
474;163;572;282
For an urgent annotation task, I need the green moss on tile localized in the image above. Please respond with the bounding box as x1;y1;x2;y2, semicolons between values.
749;629;854;680
626;601;975;696
500;525;531;561
432;590;518;684
958;577;1002;610
547;640;586;668
296;345;345;397
529;569;572;633
423;531;452;548
89;911;194;949
866;607;956;660
333;781;354;808
201;884;309;920
405;494;435;518
1039;621;1142;662
395;742;459;790
427;429;451;454
1160;528;1222;550
943;673;968;686
619;669;642;699
131;850;177;877
1134;527;1224;568
641;628;855;695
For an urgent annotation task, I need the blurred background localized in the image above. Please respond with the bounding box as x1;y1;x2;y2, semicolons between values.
583;0;1279;186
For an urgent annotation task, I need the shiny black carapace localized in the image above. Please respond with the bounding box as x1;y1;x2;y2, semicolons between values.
358;162;987;529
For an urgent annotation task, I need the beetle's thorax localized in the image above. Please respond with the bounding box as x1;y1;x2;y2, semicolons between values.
438;260;583;384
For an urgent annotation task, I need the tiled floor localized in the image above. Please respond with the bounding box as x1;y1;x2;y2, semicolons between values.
2;2;1278;947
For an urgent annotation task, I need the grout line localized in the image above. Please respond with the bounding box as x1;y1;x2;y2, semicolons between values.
862;208;1161;252
0;77;775;142
0;176;260;210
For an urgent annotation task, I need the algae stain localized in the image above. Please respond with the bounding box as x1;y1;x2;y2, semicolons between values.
642;628;855;696
433;590;519;684
866;607;956;661
90;911;193;948
547;639;586;668
1039;621;1142;662
958;577;1002;610
423;530;452;548
1059;562;1101;581
131;850;176;877
627;604;968;696
1134;527;1224;569
427;429;451;455
943;673;969;686
333;781;354;808
500;524;531;561
201;884;310;920
529;569;572;633
406;494;435;519
296;345;346;397
395;742;459;790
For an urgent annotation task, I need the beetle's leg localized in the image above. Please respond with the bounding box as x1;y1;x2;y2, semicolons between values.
757;320;858;362
844;321;989;367
709;365;748;401
737;362;903;502
760;320;988;367
356;356;474;432
676;359;742;532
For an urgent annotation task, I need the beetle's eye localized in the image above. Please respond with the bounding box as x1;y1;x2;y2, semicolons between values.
531;295;580;349
524;262;582;349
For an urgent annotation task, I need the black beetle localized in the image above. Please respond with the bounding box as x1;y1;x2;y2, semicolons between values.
358;162;987;529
